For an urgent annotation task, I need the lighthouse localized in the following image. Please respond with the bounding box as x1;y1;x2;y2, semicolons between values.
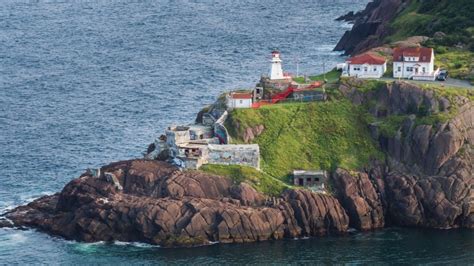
270;50;284;80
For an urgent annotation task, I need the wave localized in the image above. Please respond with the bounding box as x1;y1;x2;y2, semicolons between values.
0;191;54;214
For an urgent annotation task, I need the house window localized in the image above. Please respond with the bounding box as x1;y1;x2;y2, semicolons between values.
239;100;243;104
373;67;377;71
407;67;413;72
398;66;401;72
364;67;368;72
422;67;426;73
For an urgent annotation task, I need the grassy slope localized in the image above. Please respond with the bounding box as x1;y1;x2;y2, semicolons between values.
387;0;474;47
226;100;384;181
293;69;342;84
385;0;474;83
201;76;472;195
364;82;474;137
200;164;290;196
434;48;474;82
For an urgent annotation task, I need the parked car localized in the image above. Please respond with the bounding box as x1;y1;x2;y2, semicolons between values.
437;70;449;81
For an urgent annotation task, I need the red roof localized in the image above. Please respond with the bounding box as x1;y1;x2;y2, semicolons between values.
230;92;252;99
393;47;433;62
347;53;386;65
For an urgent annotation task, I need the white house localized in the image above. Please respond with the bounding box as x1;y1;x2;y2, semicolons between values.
342;53;387;78
226;92;253;109
393;47;437;80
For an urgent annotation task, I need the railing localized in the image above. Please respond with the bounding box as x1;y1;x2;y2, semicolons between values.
252;94;326;108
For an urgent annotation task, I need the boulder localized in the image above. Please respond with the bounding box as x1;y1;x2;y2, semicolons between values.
1;160;350;247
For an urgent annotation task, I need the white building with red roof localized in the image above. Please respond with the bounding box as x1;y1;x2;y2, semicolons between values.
343;53;387;78
393;47;437;80
226;92;253;109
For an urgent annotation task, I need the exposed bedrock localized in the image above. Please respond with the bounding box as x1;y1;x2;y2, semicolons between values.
331;168;385;231
334;0;408;55
337;79;474;229
1;160;350;247
340;80;474;175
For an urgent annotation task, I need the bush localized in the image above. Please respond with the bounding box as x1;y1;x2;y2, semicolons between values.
435;46;447;54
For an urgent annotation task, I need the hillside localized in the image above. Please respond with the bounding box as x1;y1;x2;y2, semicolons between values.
220;78;474;185
2;79;473;246
386;0;473;49
225;99;384;181
335;0;474;83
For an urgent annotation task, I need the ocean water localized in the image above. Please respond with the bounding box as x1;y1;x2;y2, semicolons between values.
0;0;473;264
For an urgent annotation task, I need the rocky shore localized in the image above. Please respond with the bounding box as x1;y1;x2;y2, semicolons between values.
1;80;472;247
334;0;408;55
0;160;349;247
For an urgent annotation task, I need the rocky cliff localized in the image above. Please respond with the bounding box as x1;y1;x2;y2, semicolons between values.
1;80;473;247
336;79;474;229
0;160;349;247
334;0;409;55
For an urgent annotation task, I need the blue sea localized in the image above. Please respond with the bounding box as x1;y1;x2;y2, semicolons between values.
1;0;473;264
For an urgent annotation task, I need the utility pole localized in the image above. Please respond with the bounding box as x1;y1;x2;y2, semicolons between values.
296;57;300;78
323;60;326;82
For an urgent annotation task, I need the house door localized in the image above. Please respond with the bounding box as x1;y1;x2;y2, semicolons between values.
298;178;304;186
415;68;419;74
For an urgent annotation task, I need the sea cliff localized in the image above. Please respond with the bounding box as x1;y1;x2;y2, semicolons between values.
1;80;472;247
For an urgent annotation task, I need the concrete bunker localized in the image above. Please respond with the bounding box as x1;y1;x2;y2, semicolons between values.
293;170;327;191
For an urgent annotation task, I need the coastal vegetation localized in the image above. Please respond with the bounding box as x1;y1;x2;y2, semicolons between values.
352;79;473;138
219;75;472;190
387;0;474;50
293;69;341;84
385;0;474;83
226;99;384;181
200;164;289;196
433;48;474;82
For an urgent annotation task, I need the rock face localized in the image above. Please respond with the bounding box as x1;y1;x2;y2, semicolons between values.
336;79;474;229
1;160;349;247
334;0;408;55
1;80;473;246
332;168;385;230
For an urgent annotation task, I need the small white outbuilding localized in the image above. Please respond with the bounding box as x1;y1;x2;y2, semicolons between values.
226;92;253;109
343;53;387;78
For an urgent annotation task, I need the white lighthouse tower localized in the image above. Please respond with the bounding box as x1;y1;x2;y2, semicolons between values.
270;50;284;80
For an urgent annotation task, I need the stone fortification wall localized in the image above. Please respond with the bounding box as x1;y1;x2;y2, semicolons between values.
206;144;260;169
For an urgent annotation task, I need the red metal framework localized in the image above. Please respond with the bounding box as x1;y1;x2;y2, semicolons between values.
251;81;322;109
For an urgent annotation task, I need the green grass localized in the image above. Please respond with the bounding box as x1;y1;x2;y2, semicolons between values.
433;47;474;83
362;80;474;138
309;69;342;83
382;0;474;83
375;115;408;138
386;0;474;46
227;100;384;181
293;70;342;84
383;64;394;78
292;76;305;83
417;83;474;102
373;112;452;138
386;1;434;43
200;164;290;196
